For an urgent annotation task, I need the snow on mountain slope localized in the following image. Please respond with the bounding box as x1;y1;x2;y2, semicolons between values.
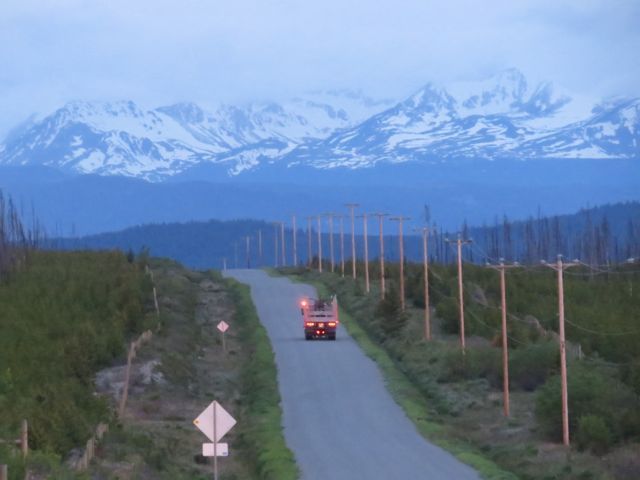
0;70;637;181
449;68;529;116
285;70;639;168
519;97;640;158
0;91;393;180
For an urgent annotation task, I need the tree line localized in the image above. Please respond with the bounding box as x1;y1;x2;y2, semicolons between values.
53;201;640;269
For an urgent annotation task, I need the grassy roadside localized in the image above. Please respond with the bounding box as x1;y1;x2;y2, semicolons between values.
85;259;297;479
88;259;241;479
224;278;299;480
291;272;516;480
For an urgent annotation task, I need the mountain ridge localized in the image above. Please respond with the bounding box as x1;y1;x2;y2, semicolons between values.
1;69;638;181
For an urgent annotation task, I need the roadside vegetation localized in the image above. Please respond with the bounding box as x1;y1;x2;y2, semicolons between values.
89;260;297;479
0;240;296;478
283;259;640;480
0;250;153;479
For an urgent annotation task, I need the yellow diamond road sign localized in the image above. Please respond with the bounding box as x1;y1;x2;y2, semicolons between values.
193;401;236;442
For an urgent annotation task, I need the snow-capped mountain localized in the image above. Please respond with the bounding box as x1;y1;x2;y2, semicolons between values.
0;90;392;180
287;69;639;168
0;69;637;181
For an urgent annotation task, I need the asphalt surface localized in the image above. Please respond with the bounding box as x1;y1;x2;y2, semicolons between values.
225;269;480;480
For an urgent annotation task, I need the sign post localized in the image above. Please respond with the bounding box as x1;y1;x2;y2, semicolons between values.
194;401;236;480
217;321;229;352
213;402;218;479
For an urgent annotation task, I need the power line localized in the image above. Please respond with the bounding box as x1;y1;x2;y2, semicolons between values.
564;317;640;336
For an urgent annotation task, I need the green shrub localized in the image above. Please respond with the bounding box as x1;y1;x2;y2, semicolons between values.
374;284;408;337
436;297;460;334
438;347;501;386
535;364;638;443
510;341;558;391
576;415;612;455
620;359;640;397
620;408;640;440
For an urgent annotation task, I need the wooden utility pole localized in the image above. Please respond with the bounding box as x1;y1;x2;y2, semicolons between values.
317;216;323;272
486;259;519;417
372;213;388;299
543;255;578;446
292;215;298;267
273;223;279;267
306;216;313;268
325;213;336;272
446;235;472;353
234;241;238;269
358;214;370;292
258;229;263;267
345;203;359;279
280;221;286;267
414;227;432;341
245;236;250;268
390;216;409;311
338;215;345;277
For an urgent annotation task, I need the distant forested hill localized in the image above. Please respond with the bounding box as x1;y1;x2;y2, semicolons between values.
54;202;640;269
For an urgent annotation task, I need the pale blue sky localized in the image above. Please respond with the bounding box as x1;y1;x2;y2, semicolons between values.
1;0;639;136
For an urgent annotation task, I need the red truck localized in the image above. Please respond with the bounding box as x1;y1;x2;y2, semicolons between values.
299;296;339;340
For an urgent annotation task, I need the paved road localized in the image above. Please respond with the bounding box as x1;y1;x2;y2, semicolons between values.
225;269;480;480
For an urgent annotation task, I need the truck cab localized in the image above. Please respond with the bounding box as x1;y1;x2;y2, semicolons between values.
300;296;339;340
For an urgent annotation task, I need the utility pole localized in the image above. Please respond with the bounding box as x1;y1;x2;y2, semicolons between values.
486;259;519;417
543;255;579;447
357;214;370;292
273;223;279;267
317;216;323;273
372;213;388;299
414;227;432;341
280;221;286;267
245;236;250;268
234;241;238;269
292;215;298;267
345;203;359;279
223;258;227;271
389;216;409;311
446;235;472;353
338;215;345;277
325;213;336;272
258;229;263;267
306;216;313;268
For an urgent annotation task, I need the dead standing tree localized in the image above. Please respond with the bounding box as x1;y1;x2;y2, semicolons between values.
0;192;41;280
